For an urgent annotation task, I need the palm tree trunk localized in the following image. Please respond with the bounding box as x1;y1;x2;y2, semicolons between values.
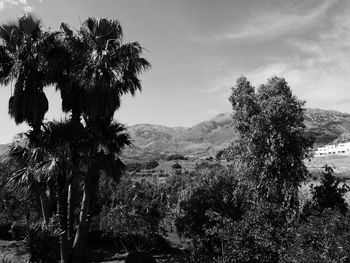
71;165;96;263
56;172;69;263
39;191;50;224
67;182;74;248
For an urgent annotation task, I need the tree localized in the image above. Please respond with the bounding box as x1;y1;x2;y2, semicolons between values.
58;18;150;262
310;166;349;215
7;138;53;224
1;15;150;263
0;15;61;138
229;76;313;209
0;14;63;224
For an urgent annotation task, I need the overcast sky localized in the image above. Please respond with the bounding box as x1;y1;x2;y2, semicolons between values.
1;0;350;143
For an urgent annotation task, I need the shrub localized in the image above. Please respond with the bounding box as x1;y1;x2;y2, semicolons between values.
166;154;187;161
0;253;17;263
99;177;169;252
125;162;143;172
175;170;245;240
142;160;159;170
282;209;350;263
303;166;349;217
25;223;60;263
171;163;182;170
312;166;349;215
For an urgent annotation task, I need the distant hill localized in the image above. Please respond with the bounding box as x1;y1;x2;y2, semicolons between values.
125;108;350;157
1;108;350;159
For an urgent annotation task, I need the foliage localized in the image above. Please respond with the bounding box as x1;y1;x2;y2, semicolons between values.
304;166;349;216
186;202;290;263
0;161;39;225
171;162;182;170
0;254;17;263
25;220;60;263
166;154;187;161
99;176;169;252
282;209;350;263
125;162;143;172
228;76;313;207
142;160;159;170
175;169;245;240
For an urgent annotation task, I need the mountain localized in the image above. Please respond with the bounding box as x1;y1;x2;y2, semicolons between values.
125;108;350;157
1;108;350;159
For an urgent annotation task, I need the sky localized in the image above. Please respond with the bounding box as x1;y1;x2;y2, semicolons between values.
1;0;350;143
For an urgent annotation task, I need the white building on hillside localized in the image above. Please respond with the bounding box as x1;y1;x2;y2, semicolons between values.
314;142;350;157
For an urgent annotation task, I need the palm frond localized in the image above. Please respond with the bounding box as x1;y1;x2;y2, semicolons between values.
18;14;41;39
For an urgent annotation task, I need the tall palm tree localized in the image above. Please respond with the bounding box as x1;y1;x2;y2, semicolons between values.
0;15;62;138
39;120;130;263
57;18;150;262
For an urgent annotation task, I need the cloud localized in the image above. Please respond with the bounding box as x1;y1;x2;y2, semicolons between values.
212;3;350;114
0;0;33;11
23;5;33;12
194;0;336;42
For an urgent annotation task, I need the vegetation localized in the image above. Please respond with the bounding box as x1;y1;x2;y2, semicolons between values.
0;14;150;263
0;13;350;263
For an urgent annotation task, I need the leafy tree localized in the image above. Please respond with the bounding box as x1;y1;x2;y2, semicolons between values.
308;166;349;215
229;76;313;209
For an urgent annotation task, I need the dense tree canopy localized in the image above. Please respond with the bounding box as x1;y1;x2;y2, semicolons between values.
229;76;313;208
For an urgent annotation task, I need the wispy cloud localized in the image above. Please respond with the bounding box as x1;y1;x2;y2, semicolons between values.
0;0;33;12
210;2;350;113
194;0;336;42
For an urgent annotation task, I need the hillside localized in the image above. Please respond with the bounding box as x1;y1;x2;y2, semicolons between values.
1;108;350;158
125;108;350;157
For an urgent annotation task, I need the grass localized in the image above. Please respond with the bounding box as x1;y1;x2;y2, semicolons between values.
0;241;28;263
0;252;22;263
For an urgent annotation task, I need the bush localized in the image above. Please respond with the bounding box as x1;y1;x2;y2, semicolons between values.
142;160;159;170
302;166;349;217
166;154;187;161
25;223;60;263
125;162;143;172
171;163;182;170
0;253;18;263
186;202;290;263
282;209;350;263
175;170;245;240
312;166;349;215
99;177;169;252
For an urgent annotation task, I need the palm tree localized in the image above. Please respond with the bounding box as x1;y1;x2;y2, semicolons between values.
57;18;150;262
0;15;62;138
7;137;53;223
2;16;149;263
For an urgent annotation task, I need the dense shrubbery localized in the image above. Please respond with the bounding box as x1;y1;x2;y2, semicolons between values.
165;154;187;161
25;222;60;263
142;160;159;170
125;160;159;172
99;176;169;252
283;209;350;263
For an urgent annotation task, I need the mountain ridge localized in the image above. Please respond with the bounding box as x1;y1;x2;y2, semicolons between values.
1;108;350;158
